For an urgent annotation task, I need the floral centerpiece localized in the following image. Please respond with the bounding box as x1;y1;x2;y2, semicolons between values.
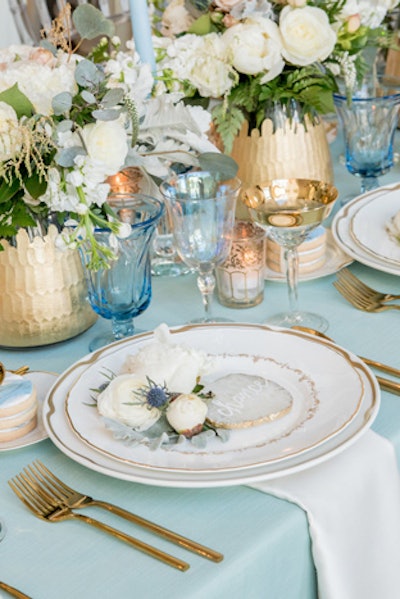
0;3;233;271
154;0;398;152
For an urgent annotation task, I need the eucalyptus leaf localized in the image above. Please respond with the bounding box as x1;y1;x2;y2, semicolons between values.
0;83;34;118
75;59;104;88
92;108;120;121
56;120;73;133
81;90;96;104
39;39;57;55
55;147;86;168
198;153;239;180
73;4;115;40
102;88;124;108
52;92;72;115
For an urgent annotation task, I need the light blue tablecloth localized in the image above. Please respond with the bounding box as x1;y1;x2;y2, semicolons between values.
1;138;400;599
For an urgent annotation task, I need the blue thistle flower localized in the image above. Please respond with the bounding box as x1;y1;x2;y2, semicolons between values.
145;381;170;408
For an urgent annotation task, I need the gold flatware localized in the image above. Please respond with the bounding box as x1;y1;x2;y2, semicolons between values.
0;362;30;385
17;461;223;563
333;273;400;313
0;581;32;599
336;268;400;304
291;326;400;396
9;470;189;572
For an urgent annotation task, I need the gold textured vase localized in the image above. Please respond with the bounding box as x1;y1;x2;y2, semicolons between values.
231;104;334;219
0;225;97;347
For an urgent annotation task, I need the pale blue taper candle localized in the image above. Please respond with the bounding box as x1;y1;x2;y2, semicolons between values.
129;0;156;71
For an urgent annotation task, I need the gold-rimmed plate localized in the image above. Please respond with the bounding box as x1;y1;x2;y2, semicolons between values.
42;324;379;486
332;183;400;275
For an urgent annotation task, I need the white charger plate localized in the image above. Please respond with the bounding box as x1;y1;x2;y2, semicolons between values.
0;371;58;451
42;324;380;487
332;183;400;275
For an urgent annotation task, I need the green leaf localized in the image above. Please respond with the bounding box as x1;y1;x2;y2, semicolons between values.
0;83;34;118
55;147;86;168
102;88;124;108
72;4;115;40
212;104;245;154
188;14;216;35
52;91;73;115
198;153;239;180
91;108;120;121
0;177;21;203
81;90;97;104
24;172;48;199
75;59;104;88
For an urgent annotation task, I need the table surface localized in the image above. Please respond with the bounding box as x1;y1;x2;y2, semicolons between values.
1;136;400;599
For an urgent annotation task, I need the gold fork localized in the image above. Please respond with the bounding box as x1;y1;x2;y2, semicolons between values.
333;279;400;312
336;269;400;304
9;468;189;571
12;462;223;563
0;581;32;599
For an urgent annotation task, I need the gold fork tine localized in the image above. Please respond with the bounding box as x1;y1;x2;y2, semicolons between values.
334;281;400;312
337;269;400;302
30;460;223;563
9;471;190;571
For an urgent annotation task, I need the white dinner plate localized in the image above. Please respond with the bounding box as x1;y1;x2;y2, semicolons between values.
42;324;380;487
63;325;365;472
0;371;58;451
264;229;353;282
332;183;400;275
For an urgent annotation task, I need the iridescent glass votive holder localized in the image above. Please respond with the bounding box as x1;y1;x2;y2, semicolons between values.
216;220;265;308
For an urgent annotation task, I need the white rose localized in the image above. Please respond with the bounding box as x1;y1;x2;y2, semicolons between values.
222;17;284;82
0;102;22;161
81;120;128;175
166;393;208;437
97;374;161;431
280;6;337;66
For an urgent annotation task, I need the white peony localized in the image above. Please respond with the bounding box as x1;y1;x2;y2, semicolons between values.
222;16;284;82
279;5;337;67
80;120;128;175
97;374;161;431
166;393;208;437
122;324;216;393
0;102;22;161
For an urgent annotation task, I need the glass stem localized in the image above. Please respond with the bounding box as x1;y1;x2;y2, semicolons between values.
197;269;215;320
284;247;299;314
360;176;379;194
111;316;135;340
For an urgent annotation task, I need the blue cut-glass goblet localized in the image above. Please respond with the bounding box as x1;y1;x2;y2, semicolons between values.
79;193;163;351
334;91;400;200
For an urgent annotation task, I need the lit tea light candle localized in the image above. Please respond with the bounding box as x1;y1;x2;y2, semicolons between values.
216;221;266;308
107;168;143;194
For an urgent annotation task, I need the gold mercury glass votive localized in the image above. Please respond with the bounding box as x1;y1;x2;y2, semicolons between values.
216;220;266;308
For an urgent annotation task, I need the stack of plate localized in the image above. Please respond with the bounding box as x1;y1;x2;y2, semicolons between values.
42;323;380;488
332;183;400;275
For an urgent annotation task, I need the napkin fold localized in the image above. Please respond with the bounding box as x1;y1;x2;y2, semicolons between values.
250;430;400;599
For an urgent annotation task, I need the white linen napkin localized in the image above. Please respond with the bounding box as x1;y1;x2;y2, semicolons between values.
250;430;400;599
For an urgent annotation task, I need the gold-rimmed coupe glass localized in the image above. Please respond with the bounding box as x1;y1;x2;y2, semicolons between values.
242;178;338;332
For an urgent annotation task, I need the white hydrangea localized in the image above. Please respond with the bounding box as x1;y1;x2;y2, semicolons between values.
339;0;398;29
